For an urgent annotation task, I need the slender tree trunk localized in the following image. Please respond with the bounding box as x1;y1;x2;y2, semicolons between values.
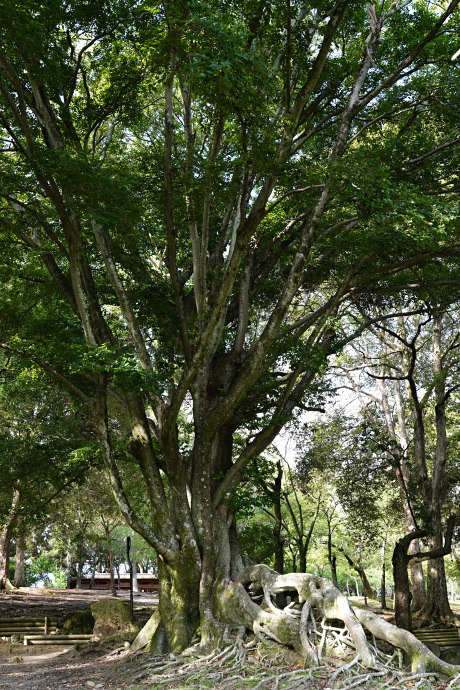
331;555;339;590
298;546;306;574
89;555;100;590
389;369;426;612
273;461;284;575
380;539;387;610
104;525;117;597
76;537;84;589
66;551;72;588
76;512;88;589
273;509;286;608
342;552;375;599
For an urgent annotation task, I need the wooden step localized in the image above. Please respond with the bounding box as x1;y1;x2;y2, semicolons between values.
0;628;58;637
24;634;92;646
0;623;58;628
412;629;460;648
0;628;58;633
0;618;57;624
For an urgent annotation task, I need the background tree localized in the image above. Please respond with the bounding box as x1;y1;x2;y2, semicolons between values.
0;363;91;588
336;303;460;626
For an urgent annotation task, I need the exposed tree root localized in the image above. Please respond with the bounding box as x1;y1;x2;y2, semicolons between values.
129;566;460;686
122;632;449;689
353;606;460;676
234;565;373;665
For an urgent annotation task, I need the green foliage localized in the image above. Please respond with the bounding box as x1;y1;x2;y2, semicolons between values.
27;553;66;588
238;520;275;566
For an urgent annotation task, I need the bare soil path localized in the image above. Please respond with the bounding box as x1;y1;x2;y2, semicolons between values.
0;588;157;690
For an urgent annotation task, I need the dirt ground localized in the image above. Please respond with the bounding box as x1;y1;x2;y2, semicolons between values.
0;588;158;690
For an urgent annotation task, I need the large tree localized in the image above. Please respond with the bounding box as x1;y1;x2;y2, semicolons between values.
1;0;460;662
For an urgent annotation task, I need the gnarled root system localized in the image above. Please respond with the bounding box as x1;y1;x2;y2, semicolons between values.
130;565;460;686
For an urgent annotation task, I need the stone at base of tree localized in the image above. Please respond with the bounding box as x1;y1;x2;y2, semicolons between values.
91;600;139;642
130;609;161;653
424;642;441;658
440;647;460;665
62;609;95;634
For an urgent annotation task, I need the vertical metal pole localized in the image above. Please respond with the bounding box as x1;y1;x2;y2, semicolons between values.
127;536;133;615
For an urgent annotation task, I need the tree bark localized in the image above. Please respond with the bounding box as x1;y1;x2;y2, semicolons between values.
65;551;72;588
424;548;451;623
14;531;26;588
157;555;201;653
393;517;456;630
104;525;117;598
0;525;13;589
392;539;413;631
0;491;20;589
422;310;454;623
273;461;284;575
380;536;387;610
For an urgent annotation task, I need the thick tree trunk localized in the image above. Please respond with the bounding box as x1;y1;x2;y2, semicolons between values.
14;531;26;588
409;551;426;612
157;555;201;653
393;517;455;630
0;525;13;589
0;492;20;589
423;532;452;624
392;540;413;631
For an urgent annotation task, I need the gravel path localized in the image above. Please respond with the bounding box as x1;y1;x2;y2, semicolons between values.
0;588;158;690
0;647;121;690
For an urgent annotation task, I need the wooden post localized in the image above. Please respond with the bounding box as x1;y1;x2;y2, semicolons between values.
45;616;48;635
127;536;133;615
